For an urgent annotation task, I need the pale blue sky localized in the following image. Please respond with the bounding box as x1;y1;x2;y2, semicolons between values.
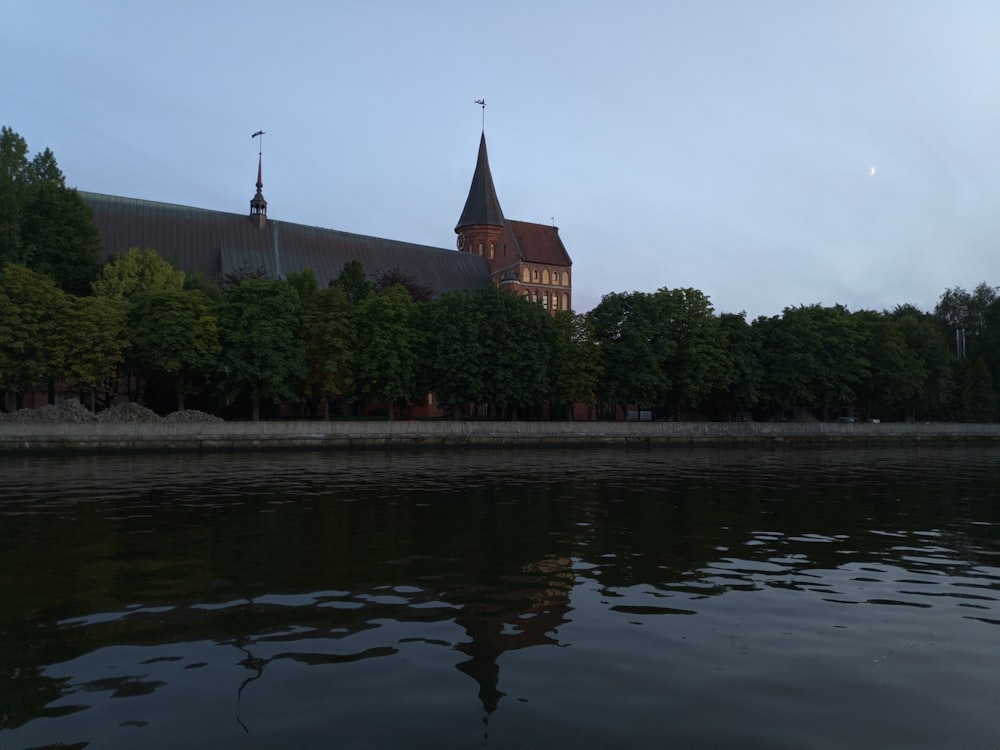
4;1;999;317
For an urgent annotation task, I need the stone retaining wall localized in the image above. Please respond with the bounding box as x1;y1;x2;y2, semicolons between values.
1;420;999;454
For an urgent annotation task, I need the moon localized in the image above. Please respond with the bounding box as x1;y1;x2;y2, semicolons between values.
869;166;877;177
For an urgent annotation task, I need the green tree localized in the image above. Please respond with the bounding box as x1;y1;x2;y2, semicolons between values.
476;287;553;418
300;286;356;418
217;278;306;420
92;247;186;303
549;310;601;419
419;290;488;415
128;289;220;411
934;282;998;342
654;288;731;415
706;312;762;420
353;285;421;420
0;264;65;410
890;304;953;420
589;290;676;413
50;295;127;411
332;259;374;304
0;127;100;295
286;267;320;310
755;304;868;419
853;310;924;420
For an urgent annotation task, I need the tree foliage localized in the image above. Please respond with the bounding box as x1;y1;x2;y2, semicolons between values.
300;285;356;416
128;288;220;411
353;285;421;419
216;278;305;420
49;295;127;410
92;247;186;303
0;126;100;295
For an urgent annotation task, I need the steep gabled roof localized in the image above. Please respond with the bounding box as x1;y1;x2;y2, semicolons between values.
455;132;504;231
82;192;491;295
502;220;572;267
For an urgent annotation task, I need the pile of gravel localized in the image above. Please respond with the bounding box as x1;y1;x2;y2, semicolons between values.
164;409;224;423
0;400;98;423
0;399;224;424
96;402;162;423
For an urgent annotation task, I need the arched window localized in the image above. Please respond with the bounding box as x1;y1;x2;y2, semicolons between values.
522;267;530;282
543;293;549;308
533;269;539;282
553;271;560;285
542;269;550;284
562;293;569;310
553;294;560;310
533;291;539;303
489;243;495;260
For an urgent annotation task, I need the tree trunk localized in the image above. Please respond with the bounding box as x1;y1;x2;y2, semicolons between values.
252;398;260;422
387;400;395;421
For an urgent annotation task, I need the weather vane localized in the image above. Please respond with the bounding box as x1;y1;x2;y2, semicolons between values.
474;99;485;130
252;130;265;156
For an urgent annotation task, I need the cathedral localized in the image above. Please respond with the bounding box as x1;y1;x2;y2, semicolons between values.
83;131;573;312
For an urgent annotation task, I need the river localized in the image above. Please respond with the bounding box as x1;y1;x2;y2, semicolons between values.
1;446;998;749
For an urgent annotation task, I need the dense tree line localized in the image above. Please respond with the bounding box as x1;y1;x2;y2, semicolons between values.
1;127;997;421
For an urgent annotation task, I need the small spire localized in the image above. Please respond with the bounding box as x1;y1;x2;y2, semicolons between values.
250;131;267;224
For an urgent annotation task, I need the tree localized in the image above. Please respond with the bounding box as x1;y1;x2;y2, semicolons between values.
49;295;127;411
419;290;488;415
374;267;434;302
92;247;186;303
353;285;421;420
0;127;100;295
332;259;374;304
653;288;731;415
852;310;925;420
934;282;998;342
0;264;65;410
589;290;676;413
755;304;868;419
128;289;220;411
706;312;762;420
300;286;356;418
549;310;601;419
216;278;306;420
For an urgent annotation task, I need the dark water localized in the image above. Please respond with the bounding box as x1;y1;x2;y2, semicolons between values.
2;447;999;750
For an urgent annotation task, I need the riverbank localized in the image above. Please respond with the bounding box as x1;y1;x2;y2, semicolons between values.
1;419;999;453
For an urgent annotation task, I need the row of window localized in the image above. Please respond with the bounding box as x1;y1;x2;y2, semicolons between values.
523;289;570;310
522;267;567;286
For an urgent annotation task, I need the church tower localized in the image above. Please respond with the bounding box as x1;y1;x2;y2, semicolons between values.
455;132;504;265
250;131;267;229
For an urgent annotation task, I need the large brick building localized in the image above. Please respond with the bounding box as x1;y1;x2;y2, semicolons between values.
83;132;573;310
455;132;573;314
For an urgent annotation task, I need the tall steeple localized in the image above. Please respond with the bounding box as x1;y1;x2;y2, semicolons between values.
250;130;267;229
455;131;504;260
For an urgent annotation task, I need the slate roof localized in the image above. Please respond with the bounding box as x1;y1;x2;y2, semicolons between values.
455;132;504;230
82;192;492;295
503;220;572;267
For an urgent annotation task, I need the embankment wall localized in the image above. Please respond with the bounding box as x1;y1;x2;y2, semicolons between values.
1;420;999;454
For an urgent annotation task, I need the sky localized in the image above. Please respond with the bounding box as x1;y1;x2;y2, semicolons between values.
4;1;1000;319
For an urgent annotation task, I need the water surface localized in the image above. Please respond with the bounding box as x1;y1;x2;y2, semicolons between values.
2;447;999;749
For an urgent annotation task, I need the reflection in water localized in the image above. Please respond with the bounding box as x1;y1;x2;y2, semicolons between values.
1;447;999;749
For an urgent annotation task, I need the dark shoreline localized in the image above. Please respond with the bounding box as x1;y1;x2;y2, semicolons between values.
1;420;999;454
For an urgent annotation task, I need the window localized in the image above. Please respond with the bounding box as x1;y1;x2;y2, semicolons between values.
489;243;495;259
553;271;560;285
533;269;539;281
542;269;550;284
543;292;549;308
533;291;539;303
522;268;530;282
562;292;569;310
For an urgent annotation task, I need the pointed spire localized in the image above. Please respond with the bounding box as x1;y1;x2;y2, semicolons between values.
456;131;504;231
250;152;267;219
